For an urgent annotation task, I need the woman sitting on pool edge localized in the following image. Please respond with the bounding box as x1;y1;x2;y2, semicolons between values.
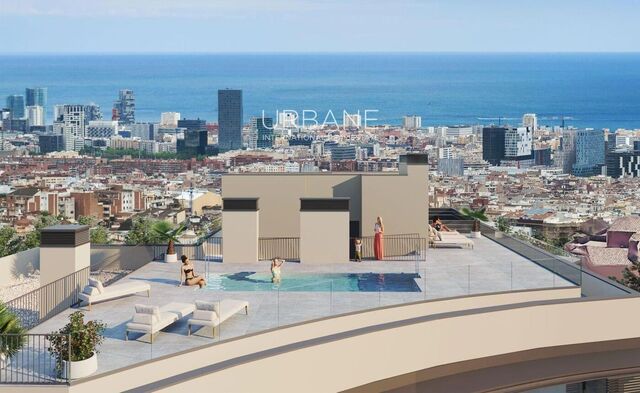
180;255;206;289
271;257;285;284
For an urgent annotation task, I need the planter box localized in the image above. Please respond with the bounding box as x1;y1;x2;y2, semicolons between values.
471;231;482;239
165;253;178;263
62;352;97;380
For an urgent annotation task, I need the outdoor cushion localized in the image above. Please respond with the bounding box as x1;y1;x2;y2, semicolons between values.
135;304;160;315
88;278;105;293
82;286;99;296
193;309;217;321
196;301;217;311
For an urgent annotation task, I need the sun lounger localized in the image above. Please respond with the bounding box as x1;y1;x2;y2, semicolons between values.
79;278;151;311
429;226;474;249
187;299;249;338
126;302;196;343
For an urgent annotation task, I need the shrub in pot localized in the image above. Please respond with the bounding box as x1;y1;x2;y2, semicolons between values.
0;302;26;369
152;221;185;263
48;311;105;379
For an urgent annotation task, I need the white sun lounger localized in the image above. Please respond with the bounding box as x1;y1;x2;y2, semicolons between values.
187;299;249;338
429;226;474;249
78;278;151;311
126;302;196;343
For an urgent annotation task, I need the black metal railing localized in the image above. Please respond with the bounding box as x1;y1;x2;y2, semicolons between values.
0;333;69;385
5;267;90;330
259;238;300;261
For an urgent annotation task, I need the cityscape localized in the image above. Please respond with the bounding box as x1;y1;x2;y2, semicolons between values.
2;1;640;392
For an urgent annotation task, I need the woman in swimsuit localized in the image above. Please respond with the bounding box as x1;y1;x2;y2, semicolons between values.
271;257;284;284
431;216;451;232
180;255;206;289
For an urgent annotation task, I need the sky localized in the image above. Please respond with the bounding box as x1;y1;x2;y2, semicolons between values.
1;0;639;53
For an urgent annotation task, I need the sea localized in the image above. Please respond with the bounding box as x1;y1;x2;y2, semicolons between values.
1;53;639;130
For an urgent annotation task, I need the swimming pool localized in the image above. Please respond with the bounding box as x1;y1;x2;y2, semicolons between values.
206;272;422;292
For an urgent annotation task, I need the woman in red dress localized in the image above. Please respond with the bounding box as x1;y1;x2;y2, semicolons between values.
374;216;384;260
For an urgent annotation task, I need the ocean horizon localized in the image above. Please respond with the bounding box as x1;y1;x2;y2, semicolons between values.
1;52;639;129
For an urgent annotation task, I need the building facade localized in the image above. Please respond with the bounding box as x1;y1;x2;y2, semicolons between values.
6;95;25;119
218;89;243;151
113;89;135;124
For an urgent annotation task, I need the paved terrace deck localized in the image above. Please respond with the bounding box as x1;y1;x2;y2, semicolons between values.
29;236;573;376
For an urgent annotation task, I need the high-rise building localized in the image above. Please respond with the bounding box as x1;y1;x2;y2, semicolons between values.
277;111;298;129
504;126;533;160
6;95;25;119
330;144;357;161
25;87;47;108
160;112;180;127
522;113;538;131
438;158;464;177
533;147;552;166
58;105;86;151
218;89;243;151
343;113;361;128
130;123;155;140
250;116;274;149
38;134;64;154
402;115;422;130
482;126;507;165
26;106;45;128
177;118;208;157
84;103;103;123
606;149;640;178
113;89;135;124
86;121;118;138
561;129;606;177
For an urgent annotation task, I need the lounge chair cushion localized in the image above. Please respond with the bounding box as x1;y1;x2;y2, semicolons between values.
82;286;100;296
88;278;105;293
195;301;217;312
79;281;151;306
428;225;442;241
132;313;159;326
193;309;217;322
135;304;160;315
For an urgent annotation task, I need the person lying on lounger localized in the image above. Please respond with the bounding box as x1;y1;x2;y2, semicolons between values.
431;216;452;232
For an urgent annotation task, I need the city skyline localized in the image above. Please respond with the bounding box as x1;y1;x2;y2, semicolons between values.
1;0;640;53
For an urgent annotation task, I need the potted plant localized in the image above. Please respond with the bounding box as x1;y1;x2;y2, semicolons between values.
461;207;488;238
0;302;26;370
48;311;105;380
494;216;511;238
152;221;185;263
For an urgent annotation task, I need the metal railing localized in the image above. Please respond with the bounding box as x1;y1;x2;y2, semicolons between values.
0;333;69;385
259;238;300;261
352;236;426;272
5;267;90;330
152;238;223;262
478;222;583;286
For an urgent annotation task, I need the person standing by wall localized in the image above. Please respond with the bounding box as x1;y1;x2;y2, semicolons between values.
374;216;384;260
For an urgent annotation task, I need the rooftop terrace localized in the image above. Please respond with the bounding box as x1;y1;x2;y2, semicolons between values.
26;236;573;376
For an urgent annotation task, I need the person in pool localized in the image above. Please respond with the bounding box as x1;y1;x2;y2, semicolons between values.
271;257;285;283
180;255;206;289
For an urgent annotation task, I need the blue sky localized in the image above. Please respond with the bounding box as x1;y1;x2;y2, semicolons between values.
1;0;638;53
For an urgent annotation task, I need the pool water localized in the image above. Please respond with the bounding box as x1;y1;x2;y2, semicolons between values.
206;272;422;292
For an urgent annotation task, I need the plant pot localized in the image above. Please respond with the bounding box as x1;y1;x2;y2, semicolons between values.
62;352;97;380
495;231;504;239
165;253;178;263
0;353;10;370
471;231;482;239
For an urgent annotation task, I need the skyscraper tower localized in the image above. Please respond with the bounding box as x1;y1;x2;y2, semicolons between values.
6;95;25;119
25;87;47;107
218;89;243;151
113;89;135;124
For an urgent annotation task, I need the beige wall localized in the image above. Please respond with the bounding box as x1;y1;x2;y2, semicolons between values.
362;163;428;237
0;247;40;286
40;243;90;285
222;165;427;238
66;287;583;393
191;192;221;215
300;211;349;263
222;210;259;263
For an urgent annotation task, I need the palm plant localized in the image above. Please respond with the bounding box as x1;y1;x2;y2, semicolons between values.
152;221;186;255
0;302;26;362
461;207;489;222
